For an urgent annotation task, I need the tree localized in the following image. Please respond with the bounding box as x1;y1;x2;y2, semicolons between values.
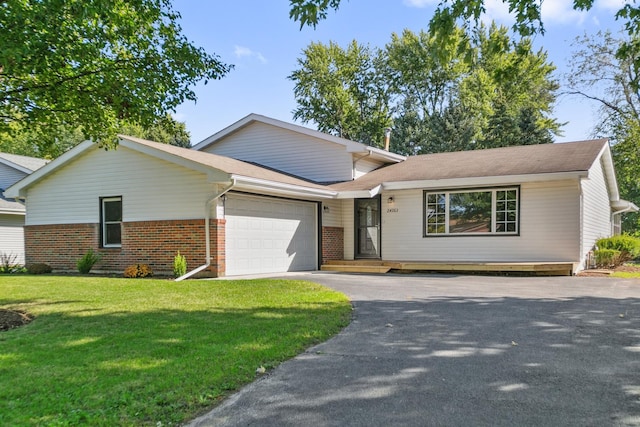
289;41;392;146
290;24;559;155
0;115;192;159
1;0;230;147
566;31;640;234
289;0;640;86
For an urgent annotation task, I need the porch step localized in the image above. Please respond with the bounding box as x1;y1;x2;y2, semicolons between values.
321;264;391;274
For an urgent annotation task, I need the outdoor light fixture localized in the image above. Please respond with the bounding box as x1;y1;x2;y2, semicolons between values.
387;196;394;204
323;205;330;212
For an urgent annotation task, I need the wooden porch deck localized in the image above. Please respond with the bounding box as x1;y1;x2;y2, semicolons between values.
320;260;576;276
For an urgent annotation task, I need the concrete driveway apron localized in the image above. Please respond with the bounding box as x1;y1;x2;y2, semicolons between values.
188;273;640;427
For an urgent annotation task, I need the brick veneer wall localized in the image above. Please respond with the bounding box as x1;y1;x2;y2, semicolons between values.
25;219;226;277
322;226;344;264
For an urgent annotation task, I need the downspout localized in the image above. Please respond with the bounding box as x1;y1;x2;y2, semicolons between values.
175;179;236;281
611;205;636;235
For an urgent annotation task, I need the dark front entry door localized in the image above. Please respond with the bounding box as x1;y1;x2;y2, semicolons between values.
355;197;381;258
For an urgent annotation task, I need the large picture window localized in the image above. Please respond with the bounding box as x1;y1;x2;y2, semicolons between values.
424;188;518;236
101;197;122;247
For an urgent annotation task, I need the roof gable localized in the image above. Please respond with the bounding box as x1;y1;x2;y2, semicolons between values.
192;113;405;164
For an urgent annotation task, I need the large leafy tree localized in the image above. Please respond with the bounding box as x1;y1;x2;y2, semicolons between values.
290;0;640;86
289;41;392;146
0;115;192;159
566;31;640;234
289;24;560;154
0;0;230;147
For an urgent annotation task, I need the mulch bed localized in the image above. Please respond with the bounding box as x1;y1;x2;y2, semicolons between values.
0;309;34;332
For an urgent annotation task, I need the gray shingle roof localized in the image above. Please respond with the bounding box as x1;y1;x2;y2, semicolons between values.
0;152;48;172
331;139;608;191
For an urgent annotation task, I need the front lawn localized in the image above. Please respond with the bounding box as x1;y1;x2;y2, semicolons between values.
0;276;351;426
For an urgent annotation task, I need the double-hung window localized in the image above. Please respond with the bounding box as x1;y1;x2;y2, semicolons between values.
101;197;122;247
424;187;518;236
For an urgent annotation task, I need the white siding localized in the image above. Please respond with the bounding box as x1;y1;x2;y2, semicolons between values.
354;157;385;179
379;181;581;262
321;199;343;227
581;157;614;267
25;146;213;225
0;163;27;191
200;122;354;182
0;213;25;265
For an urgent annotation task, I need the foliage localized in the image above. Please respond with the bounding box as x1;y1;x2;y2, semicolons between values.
566;31;640;234
594;249;621;269
0;0;230;148
0;253;22;274
123;263;154;278
596;235;640;265
0;276;351;425
173;251;187;278
0;114;191;158
289;40;392;146
289;0;640;75
289;23;559;153
25;263;52;274
76;249;102;274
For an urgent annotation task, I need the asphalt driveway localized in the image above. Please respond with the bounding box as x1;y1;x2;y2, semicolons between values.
189;273;640;427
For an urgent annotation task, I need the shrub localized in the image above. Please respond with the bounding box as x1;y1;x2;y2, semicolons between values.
594;249;621;268
123;264;153;278
0;253;22;274
26;263;52;274
173;251;187;278
76;249;102;274
596;235;640;266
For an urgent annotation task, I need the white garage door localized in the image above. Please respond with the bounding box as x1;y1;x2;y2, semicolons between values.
225;194;317;276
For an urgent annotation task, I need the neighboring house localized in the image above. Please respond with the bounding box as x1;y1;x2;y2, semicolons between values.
0;152;48;265
5;114;637;276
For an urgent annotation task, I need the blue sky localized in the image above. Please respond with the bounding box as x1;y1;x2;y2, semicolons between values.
172;0;628;145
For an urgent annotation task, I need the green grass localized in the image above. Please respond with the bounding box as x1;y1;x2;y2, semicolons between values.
0;276;351;426
612;271;640;278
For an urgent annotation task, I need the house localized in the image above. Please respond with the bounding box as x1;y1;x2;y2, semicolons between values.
0;152;48;265
5;114;637;276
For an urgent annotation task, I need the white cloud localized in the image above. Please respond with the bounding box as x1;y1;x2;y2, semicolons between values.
233;45;267;64
402;0;437;8
595;0;630;13
541;0;588;25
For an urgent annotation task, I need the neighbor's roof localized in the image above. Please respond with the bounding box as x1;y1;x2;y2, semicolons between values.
0;152;48;173
0;196;24;214
331;139;609;192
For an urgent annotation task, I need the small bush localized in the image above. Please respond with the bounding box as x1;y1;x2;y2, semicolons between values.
596;235;640;266
76;249;102;274
0;253;22;274
594;249;621;268
26;263;52;274
173;251;187;278
123;264;153;278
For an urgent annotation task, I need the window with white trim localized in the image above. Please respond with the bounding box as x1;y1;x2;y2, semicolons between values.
424;187;519;236
101;197;122;247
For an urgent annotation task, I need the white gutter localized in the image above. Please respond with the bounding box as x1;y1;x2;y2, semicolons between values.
231;175;337;198
612;200;640;216
175;179;236;281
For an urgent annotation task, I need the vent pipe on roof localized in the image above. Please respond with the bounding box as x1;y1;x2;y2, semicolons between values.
384;127;392;151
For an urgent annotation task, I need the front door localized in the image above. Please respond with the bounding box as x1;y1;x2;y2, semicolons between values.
355;197;381;258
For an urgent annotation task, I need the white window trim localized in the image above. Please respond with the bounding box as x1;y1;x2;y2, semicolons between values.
424;187;519;237
102;197;122;248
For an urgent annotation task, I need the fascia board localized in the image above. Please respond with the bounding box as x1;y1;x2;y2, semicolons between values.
336;184;382;199
380;171;587;191
0;157;32;174
4;140;96;199
231;175;338;199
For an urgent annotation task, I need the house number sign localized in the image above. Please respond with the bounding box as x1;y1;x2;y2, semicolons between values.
387;208;399;213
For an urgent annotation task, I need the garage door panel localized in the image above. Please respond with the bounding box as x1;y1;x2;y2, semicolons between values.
225;195;317;276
